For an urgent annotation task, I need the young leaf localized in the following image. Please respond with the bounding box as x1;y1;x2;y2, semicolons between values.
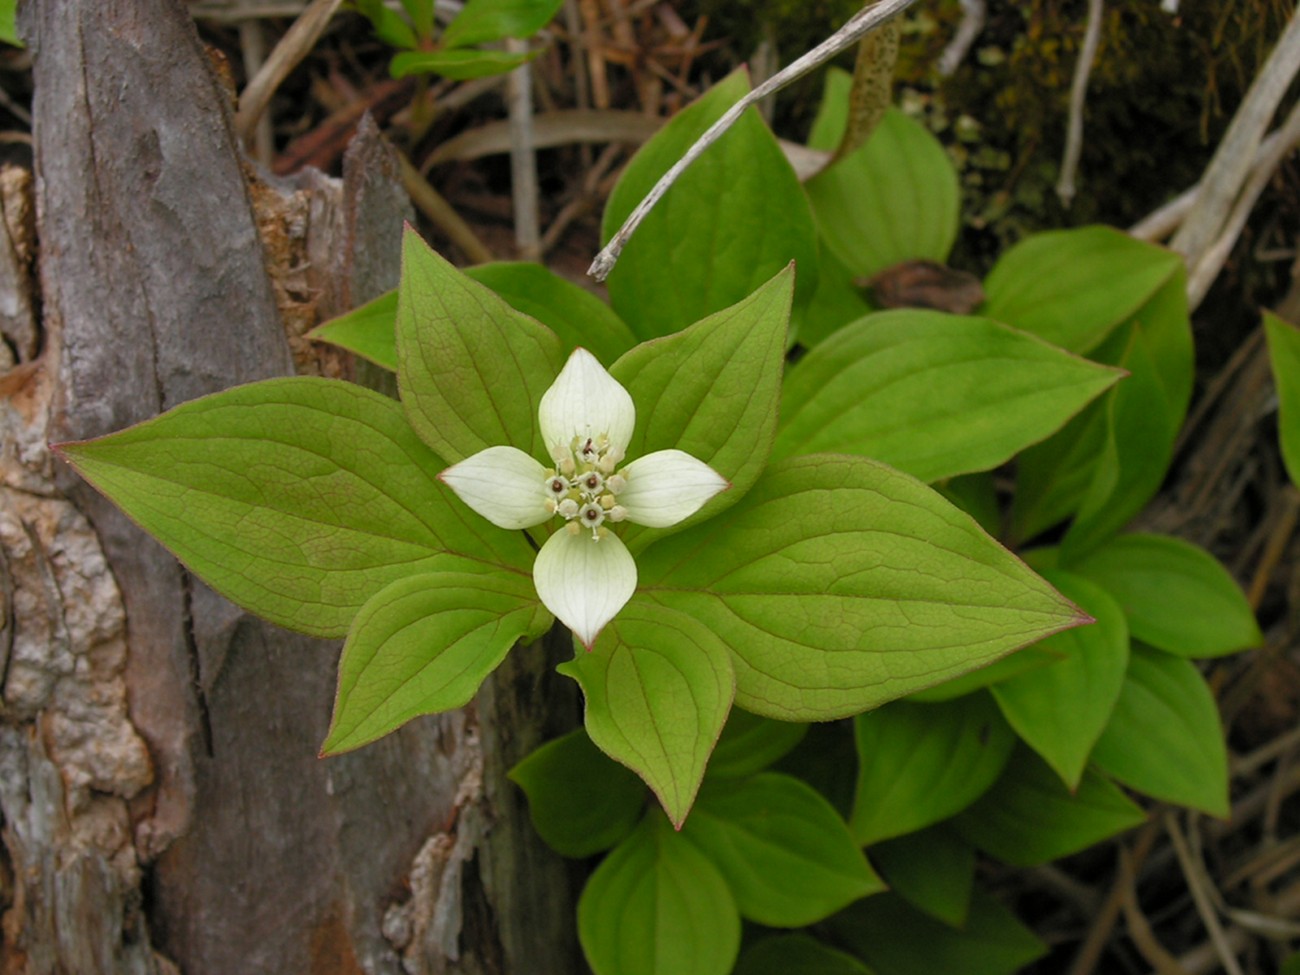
560;598;735;827
706;709;807;780
684;773;884;926
441;0;563;49
637;455;1089;721
1070;533;1259;657
806;73;959;279
849;695;1016;845
353;0;420;48
828;890;1047;975
990;571;1129;789
579;814;741;975
954;746;1145;865
509;728;646;858
309;290;400;371
396;228;564;462
602;70;819;339
735;935;873;975
981;226;1180;355
611;266;792;546
774;310;1123;482
1264;311;1300;485
869;826;975;927
467;262;638;364
57;377;533;638
322;570;548;753
1090;644;1229;816
390;48;537;80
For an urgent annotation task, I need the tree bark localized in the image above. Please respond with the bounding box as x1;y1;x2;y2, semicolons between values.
0;2;579;972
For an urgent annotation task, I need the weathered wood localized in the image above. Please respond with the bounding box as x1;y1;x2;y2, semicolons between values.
5;1;580;972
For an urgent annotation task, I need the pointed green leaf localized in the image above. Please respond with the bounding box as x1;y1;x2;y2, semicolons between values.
57;377;532;638
706;709;807;780
1090;644;1229;816
390;47;537;80
849;695;1016;845
736;935;874;975
602;70;818;339
560;598;735;826
1264;311;1300;486
954;746;1146;865
611;267;792;548
869;826;975;927
396;228;564;462
806;88;960;279
509;728;646;857
684;773;884;926
981;226;1180;355
355;0;420;49
774;310;1123;482
466;262;637;364
323;570;547;753
1071;533;1259;657
991;571;1129;788
828;890;1047;975
309;290;400;371
441;0;563;48
638;455;1089;721
579;814;740;975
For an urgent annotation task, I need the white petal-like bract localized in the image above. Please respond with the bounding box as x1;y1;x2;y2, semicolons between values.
533;528;637;648
617;449;729;528
439;445;551;530
539;348;635;456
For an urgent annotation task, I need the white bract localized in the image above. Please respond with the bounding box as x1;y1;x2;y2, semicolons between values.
440;348;729;648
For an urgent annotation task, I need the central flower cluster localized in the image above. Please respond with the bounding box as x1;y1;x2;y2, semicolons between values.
439;348;728;647
545;435;629;538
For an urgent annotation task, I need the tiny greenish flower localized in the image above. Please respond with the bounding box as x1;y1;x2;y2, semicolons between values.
439;348;729;648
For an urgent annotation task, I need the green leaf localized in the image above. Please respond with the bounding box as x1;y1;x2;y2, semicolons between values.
684;773;884;926
323;571;546;753
990;571;1129;789
736;935;874;975
1070;533;1259;658
774;310;1123;482
981;226;1181;355
1264;311;1300;486
602;70;819;340
611;266;792;548
1062;322;1180;556
1090;644;1229;816
353;0;419;48
441;0;563;48
954;746;1146;865
806;65;853;151
396;228;564;462
905;643;1062;703
399;0;434;36
579;814;740;975
706;709;807;780
0;0;21;47
509;728;646;857
828;890;1047;975
390;47;536;80
869;827;975;927
309;290;400;371
310;263;636;373
466;262;637;364
799;246;873;349
806;98;960;279
560;598;735;826
56;378;532;638
638;455;1089;721
849;695;1016;845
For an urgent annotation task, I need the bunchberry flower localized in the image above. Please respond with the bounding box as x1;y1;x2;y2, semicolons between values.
440;348;728;647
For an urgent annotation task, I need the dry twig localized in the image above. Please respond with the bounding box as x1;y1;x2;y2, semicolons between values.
1055;0;1103;206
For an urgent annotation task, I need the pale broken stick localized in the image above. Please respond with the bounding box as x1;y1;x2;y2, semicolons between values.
587;0;922;282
